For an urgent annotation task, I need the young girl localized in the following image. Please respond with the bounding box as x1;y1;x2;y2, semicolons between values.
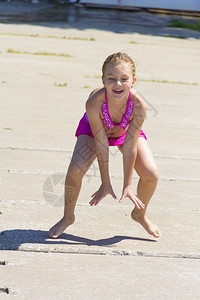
49;52;161;239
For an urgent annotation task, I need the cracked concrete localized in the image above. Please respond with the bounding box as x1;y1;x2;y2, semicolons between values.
0;2;200;299
1;251;199;299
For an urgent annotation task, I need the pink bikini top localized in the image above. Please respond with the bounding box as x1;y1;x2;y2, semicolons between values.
85;91;134;130
102;91;134;130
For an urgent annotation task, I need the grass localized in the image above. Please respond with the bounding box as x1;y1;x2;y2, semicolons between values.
84;75;199;86
85;75;101;79
83;85;90;88
164;35;186;39
138;79;198;86
168;19;200;31
54;82;68;87
7;49;72;58
53;4;60;10
0;33;96;41
67;36;96;41
129;41;138;44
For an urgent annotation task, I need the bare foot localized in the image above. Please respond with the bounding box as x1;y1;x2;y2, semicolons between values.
131;209;161;238
49;215;75;239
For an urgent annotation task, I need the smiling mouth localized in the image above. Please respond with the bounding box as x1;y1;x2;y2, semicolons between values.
113;90;123;94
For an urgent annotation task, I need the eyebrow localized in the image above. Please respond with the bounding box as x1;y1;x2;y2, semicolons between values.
106;73;128;76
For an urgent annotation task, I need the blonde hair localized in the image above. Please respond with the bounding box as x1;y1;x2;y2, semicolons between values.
102;52;135;77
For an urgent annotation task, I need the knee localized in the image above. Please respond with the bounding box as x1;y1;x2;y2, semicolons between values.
141;166;159;184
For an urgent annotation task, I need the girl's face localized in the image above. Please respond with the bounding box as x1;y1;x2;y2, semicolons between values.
102;61;136;100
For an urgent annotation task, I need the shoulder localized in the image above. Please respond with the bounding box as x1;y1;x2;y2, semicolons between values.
130;88;147;111
130;88;147;121
131;89;147;108
86;87;105;111
85;87;106;130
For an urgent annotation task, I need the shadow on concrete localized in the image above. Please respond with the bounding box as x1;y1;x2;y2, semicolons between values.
0;229;156;250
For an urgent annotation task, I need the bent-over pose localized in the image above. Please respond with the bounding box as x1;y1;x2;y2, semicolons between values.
49;52;161;239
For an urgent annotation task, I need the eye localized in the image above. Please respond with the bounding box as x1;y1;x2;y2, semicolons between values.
122;78;128;81
108;77;115;81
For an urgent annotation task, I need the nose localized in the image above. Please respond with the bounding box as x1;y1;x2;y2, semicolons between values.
116;80;122;86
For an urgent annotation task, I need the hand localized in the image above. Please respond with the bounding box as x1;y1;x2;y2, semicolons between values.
89;183;117;206
119;185;145;209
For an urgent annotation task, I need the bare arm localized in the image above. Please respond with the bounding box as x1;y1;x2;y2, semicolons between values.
120;92;147;208
86;91;110;184
86;90;116;205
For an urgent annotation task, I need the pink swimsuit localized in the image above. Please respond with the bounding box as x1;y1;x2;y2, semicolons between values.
75;91;147;146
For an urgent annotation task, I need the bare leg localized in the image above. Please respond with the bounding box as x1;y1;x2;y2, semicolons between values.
49;135;97;238
132;138;161;238
119;138;161;238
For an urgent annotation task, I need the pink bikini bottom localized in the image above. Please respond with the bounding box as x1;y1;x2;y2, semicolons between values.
75;113;147;147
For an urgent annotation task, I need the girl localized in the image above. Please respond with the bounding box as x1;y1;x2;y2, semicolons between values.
49;52;161;239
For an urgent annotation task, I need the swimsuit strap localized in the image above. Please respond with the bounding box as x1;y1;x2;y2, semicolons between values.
102;91;114;129
118;92;134;129
102;91;134;130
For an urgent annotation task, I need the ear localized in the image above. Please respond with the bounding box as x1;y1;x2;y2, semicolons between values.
131;76;136;87
102;76;105;86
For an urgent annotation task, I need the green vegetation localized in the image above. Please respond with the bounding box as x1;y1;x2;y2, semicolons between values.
84;76;198;86
168;19;200;31
85;75;101;79
7;49;72;58
129;41;137;44
0;33;39;37
54;82;68;87
0;33;96;41
83;85;90;88
67;36;96;41
53;4;60;10
138;79;198;86
164;35;186;39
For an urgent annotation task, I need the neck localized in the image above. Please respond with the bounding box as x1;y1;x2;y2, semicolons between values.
106;91;129;106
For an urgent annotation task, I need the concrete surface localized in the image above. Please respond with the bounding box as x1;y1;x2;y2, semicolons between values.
0;2;200;299
1;251;200;299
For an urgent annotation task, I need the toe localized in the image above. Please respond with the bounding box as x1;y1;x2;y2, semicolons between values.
49;228;57;238
51;234;59;239
49;230;59;239
154;229;161;238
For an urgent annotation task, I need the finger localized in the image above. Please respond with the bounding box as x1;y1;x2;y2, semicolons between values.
91;190;98;197
89;194;103;206
134;200;141;209
119;195;125;203
89;198;97;206
111;192;117;200
133;197;145;209
140;202;145;209
135;195;145;209
90;198;101;206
